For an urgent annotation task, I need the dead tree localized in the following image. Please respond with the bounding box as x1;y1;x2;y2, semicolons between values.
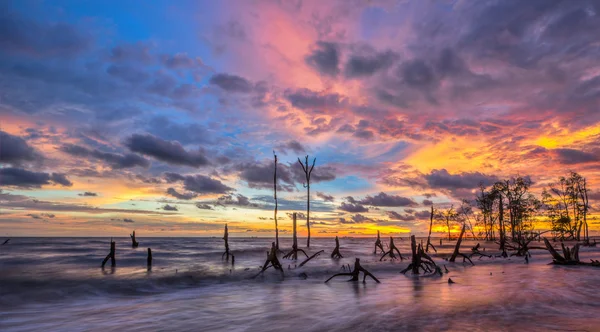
130;230;139;248
298;155;316;248
469;243;492;260
253;242;284;278
299;250;324;267
425;205;437;253
544;238;600;267
222;224;234;263
497;195;508;257
505;232;547;258
401;235;441;276
147;248;152;271
283;213;308;260
273;151;280;250
380;236;403;261
448;225;474;265
331;236;343;258
101;239;116;268
374;230;384;254
325;258;380;283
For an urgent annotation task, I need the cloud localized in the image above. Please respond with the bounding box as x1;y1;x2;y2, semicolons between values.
285;89;346;111
316;192;334;202
162;204;178;211
345;48;397;78
387;211;416;221
0;167;72;188
163;172;232;194
78;192;98;197
123;218;135;223
424;169;499;190
124;134;209;167
0;131;41;164
60;144;149;169
339;202;369;213
305;41;339;77
166;188;198;200
553;148;599;164
422;199;433;206
26;213;55;220
209;73;253;93
275;140;306;155
216;194;257;207
357;192;417;207
195;203;213;210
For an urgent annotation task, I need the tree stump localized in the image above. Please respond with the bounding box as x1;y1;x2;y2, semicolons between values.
469;243;492;260
374;230;384;254
222;224;234;264
253;242;284;278
130;231;139;248
449;225;474;265
331;236;343;259
543;238;600;267
325;258;380;283
401;235;441;276
147;248;152;271
283;213;308;260
380;236;403;261
101;239;116;268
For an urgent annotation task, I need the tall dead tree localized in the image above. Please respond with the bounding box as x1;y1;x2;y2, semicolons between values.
101;239;116;268
374;230;384;254
380;236;403;261
425;205;437;253
448;225;474;265
331;236;343;258
222;224;234;263
283;212;308;260
325;258;380;283
498;195;508;257
298;155;316;248
130;230;139;248
273;151;280;250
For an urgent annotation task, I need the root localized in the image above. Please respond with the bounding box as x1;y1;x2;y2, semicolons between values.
380;237;403;261
325;258;380;283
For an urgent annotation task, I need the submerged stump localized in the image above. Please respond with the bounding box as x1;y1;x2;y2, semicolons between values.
325;258;380;283
222;224;234;264
147;248;152;271
374;230;384;254
130;231;139;248
253;242;284;278
380;236;403;261
331;236;343;259
101;239;116;268
544;238;600;267
401;235;441;276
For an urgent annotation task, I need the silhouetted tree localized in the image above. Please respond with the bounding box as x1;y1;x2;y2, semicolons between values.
438;206;459;241
425;205;437;253
374;230;384;254
298;155;316;248
283;212;308;260
543;172;590;241
101;239;116;268
130;230;139;248
493;176;540;241
331;236;343;258
273;151;280;249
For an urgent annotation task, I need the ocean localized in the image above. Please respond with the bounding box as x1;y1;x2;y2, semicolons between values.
1;236;599;331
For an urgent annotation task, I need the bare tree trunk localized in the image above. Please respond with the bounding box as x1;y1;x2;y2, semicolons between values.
374;230;384;254
298;156;316;248
273;153;279;250
331;236;343;258
283;213;308;260
101;239;116;268
130;230;139;248
147;248;152;271
426;205;437;253
449;225;474;265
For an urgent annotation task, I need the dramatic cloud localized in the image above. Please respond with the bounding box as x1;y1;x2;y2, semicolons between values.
358;192;417;207
316;192;334;202
209;73;253;93
387;211;416;221
0;131;41;164
305;41;339;77
424;169;499;190
164;172;232;194
162;204;178;211
339;202;369;213
216;194;257;207
275;140;306;155
60;144;150;169
0;167;72;188
553;149;599;164
124;134;209;167
166;188;198;200
344;49;397;78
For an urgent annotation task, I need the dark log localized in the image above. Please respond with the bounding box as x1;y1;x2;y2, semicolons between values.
283;212;309;260
101;239;116;268
331;236;343;259
325;258;380;283
130;230;139;248
253;242;284;278
380;236;403;261
425;206;437;253
449;225;474;265
299;250;324;267
147;248;152;271
374;230;385;254
400;235;441;276
2;239;9;245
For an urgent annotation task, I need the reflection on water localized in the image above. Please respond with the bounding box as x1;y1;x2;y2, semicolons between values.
1;237;599;331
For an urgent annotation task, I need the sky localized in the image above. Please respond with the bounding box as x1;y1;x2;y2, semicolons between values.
1;0;600;237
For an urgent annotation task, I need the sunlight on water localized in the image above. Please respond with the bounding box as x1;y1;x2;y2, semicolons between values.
1;237;599;331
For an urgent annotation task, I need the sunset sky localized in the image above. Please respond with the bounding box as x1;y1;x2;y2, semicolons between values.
2;0;600;237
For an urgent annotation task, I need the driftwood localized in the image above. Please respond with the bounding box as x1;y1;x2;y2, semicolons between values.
325;258;380;283
147;248;152;271
2;239;9;245
331;236;343;259
425;206;437;253
299;250;324;267
401;235;441;276
448;225;474;265
283;213;308;260
543;238;600;267
380;236;403;261
469;243;492;260
374;230;384;254
253;242;284;278
130;231;139;248
101;239;116;268
222;224;234;264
